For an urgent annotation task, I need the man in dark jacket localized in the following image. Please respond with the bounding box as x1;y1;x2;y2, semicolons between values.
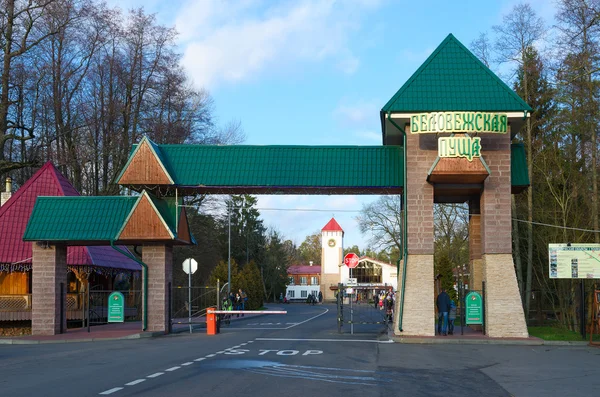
436;288;451;336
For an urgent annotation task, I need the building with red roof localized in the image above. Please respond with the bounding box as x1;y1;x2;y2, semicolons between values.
0;162;140;322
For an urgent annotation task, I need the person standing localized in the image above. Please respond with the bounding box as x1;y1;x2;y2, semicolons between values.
239;289;247;317
436;288;451;336
374;293;379;309
318;291;323;303
448;300;457;335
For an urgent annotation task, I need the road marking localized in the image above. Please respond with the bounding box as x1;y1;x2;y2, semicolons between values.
147;372;164;378
216;351;225;354
165;366;180;372
125;379;146;386
99;387;123;395
194;358;206;362
247;341;254;343
255;338;394;344
284;308;329;329
239;343;247;346
205;354;216;358
181;362;193;366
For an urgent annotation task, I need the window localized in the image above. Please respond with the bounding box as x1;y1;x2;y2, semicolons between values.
300;276;307;285
301;290;307;298
354;263;382;284
288;290;295;298
288;276;294;285
311;276;318;285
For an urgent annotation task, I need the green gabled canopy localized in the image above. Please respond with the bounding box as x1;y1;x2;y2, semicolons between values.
23;192;196;244
24;196;138;242
119;144;405;194
382;34;532;113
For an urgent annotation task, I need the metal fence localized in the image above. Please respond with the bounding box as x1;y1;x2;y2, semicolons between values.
171;286;219;324
86;289;142;326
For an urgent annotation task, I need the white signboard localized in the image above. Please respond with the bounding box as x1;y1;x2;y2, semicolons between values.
346;278;357;286
549;244;600;279
182;258;198;275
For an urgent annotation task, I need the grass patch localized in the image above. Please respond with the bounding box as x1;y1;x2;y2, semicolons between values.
528;326;600;341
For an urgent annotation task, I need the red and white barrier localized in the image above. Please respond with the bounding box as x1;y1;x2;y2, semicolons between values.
208;310;287;314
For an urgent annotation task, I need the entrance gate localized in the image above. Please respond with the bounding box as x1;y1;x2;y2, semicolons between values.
337;284;391;334
24;33;531;338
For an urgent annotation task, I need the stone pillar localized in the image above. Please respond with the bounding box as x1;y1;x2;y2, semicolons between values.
480;134;528;338
142;244;173;333
394;128;437;336
32;243;67;335
469;199;483;292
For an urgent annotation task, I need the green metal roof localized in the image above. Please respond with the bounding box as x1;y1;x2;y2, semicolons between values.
382;34;532;113
120;144;405;193
23;196;137;242
23;193;195;243
511;143;529;187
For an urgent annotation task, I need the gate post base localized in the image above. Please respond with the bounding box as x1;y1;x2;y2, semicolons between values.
483;254;528;338
393;254;435;336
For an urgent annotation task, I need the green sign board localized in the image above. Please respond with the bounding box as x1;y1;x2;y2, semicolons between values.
438;136;481;162
411;112;508;134
465;291;483;325
108;291;125;323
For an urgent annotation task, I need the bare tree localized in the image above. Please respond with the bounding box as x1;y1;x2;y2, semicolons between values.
493;2;545;317
356;195;402;254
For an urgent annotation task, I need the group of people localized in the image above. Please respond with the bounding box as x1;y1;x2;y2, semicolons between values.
220;288;248;324
436;288;457;336
374;290;395;323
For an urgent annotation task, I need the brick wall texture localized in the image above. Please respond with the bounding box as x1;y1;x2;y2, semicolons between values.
480;134;512;254
393;255;435;336
406;129;437;255
32;244;67;335
142;244;173;333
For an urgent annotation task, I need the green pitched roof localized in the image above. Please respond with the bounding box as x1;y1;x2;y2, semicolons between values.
23;196;138;242
382;34;532;113
511;143;529;187
23;193;195;243
121;144;405;191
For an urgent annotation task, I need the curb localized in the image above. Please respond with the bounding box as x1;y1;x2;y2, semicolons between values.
0;307;284;344
388;334;592;346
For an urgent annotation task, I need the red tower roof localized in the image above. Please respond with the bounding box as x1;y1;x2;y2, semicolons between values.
0;162;139;272
321;218;343;233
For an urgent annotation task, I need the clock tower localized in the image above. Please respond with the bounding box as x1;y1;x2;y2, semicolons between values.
320;218;345;301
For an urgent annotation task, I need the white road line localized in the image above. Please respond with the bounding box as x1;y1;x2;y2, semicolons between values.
99;387;123;395
239;343;247;346
247;341;254;343
125;379;146;386
194;358;206;362
147;372;164;378
284;308;329;329
255;337;394;344
165;366;180;372
181;362;193;366
216;351;225;354
205;354;216;357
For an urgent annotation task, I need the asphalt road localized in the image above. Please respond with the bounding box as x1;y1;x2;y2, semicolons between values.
0;303;599;397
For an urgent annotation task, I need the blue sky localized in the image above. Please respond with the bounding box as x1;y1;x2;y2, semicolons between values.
108;0;554;250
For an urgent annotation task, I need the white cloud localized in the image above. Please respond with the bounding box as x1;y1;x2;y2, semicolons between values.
354;130;381;143
176;0;382;89
333;99;379;125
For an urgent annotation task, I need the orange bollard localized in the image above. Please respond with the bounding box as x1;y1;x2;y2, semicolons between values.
207;307;217;335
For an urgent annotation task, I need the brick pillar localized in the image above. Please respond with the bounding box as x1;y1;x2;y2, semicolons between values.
32;243;67;335
394;128;437;336
142;245;173;333
469;199;483;291
480;134;528;338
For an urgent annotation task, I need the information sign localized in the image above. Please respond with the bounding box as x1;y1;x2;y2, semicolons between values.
108;291;125;323
465;291;483;325
548;244;600;279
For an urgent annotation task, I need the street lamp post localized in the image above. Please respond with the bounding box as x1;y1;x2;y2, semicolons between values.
228;201;231;295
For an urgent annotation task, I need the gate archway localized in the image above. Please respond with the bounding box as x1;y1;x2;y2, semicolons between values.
24;33;530;338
